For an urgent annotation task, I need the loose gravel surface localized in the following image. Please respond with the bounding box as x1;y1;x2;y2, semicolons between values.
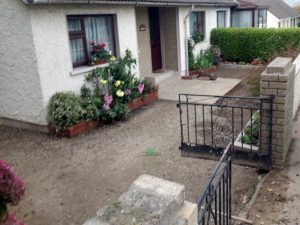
0;100;259;225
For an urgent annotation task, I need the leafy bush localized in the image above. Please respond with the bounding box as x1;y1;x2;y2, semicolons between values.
0;160;26;225
189;44;220;71
211;28;300;63
192;31;204;44
84;50;157;123
241;112;260;146
48;92;83;131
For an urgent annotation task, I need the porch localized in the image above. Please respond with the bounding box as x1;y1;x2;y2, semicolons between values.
135;6;180;78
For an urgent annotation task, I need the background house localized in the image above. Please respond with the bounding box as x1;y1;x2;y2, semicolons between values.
232;0;299;28
0;0;234;131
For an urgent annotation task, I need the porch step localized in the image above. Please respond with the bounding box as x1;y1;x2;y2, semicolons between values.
144;70;175;85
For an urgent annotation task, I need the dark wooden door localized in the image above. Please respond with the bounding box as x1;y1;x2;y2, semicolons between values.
148;8;162;72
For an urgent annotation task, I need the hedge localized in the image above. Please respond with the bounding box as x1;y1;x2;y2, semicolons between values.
210;28;300;63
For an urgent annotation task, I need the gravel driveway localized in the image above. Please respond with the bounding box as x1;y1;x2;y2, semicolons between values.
0;100;259;225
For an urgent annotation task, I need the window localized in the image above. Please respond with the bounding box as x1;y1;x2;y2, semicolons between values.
258;9;267;28
217;11;227;28
232;10;253;28
67;15;116;68
190;11;205;39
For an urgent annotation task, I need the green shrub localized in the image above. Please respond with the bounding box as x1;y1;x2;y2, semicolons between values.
211;28;300;63
47;92;83;131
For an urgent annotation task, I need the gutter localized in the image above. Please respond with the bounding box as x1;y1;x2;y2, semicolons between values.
184;4;194;76
22;0;237;6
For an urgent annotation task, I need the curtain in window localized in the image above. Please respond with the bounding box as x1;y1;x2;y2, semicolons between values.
232;10;253;28
190;12;198;37
70;38;85;65
84;16;115;57
68;19;82;32
217;11;226;28
258;9;267;28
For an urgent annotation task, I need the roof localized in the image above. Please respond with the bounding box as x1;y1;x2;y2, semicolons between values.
244;0;299;19
22;0;237;6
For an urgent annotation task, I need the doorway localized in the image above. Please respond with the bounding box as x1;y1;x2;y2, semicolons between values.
148;7;163;72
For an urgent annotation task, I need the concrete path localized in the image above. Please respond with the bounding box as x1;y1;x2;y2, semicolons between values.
158;76;241;103
277;110;300;224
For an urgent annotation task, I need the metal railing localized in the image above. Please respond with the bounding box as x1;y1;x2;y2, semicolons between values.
197;145;232;225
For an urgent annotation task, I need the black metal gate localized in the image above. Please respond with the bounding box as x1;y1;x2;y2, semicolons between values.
177;94;273;225
197;145;232;225
177;94;274;170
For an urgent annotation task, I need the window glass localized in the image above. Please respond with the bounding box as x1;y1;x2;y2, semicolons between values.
189;11;205;39
70;38;86;65
258;9;267;28
67;15;115;68
217;11;226;28
68;19;82;32
232;10;253;28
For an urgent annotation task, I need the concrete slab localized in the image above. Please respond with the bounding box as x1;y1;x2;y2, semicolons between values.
158;76;242;103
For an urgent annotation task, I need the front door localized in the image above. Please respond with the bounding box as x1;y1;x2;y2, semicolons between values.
148;7;163;72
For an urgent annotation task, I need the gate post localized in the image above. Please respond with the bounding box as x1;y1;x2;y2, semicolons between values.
260;57;295;167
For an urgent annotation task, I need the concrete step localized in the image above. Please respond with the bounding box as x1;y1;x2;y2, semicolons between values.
144;70;175;85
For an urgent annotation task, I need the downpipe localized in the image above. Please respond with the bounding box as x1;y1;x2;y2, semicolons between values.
184;5;194;76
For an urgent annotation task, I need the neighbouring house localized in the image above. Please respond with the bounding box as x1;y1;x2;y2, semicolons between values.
232;0;299;28
0;0;234;131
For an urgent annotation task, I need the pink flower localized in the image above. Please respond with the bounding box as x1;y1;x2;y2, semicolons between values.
2;213;27;225
101;43;106;48
124;89;131;95
0;160;25;206
138;83;144;94
103;103;110;111
104;95;113;105
90;41;95;46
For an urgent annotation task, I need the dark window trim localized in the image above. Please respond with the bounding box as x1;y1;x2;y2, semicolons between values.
217;10;227;28
67;14;116;68
257;9;267;28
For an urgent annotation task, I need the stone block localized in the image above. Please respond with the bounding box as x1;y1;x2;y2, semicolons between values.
269;82;287;90
266;57;292;74
84;175;188;225
174;201;197;225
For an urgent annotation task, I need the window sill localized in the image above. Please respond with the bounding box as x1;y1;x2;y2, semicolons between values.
70;63;109;76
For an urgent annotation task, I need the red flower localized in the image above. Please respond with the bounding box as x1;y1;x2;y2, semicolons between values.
101;43;106;48
90;41;96;46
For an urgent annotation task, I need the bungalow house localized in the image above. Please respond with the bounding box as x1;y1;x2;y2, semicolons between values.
0;0;235;131
232;0;299;28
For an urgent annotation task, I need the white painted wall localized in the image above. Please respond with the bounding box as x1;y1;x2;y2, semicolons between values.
0;0;46;125
29;4;139;114
293;54;300;118
177;6;231;75
267;11;280;28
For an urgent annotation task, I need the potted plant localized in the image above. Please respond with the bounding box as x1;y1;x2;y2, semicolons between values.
90;41;110;66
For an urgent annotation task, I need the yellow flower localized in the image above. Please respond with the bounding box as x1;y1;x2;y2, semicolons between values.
116;90;124;97
100;79;107;85
110;56;117;61
115;80;121;87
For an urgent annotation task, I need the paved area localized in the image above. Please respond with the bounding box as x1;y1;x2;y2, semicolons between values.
0;101;259;225
277;111;300;224
158;76;241;102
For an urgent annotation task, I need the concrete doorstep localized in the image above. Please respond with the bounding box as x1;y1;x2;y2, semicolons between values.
83;175;197;225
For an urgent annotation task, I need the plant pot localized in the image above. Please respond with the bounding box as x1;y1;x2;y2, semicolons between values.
199;66;217;77
209;74;217;80
92;59;107;66
49;119;102;138
128;91;158;111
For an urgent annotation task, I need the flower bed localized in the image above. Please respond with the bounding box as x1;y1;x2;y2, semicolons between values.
48;50;158;138
49;119;102;138
233;112;260;152
128;91;158;111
